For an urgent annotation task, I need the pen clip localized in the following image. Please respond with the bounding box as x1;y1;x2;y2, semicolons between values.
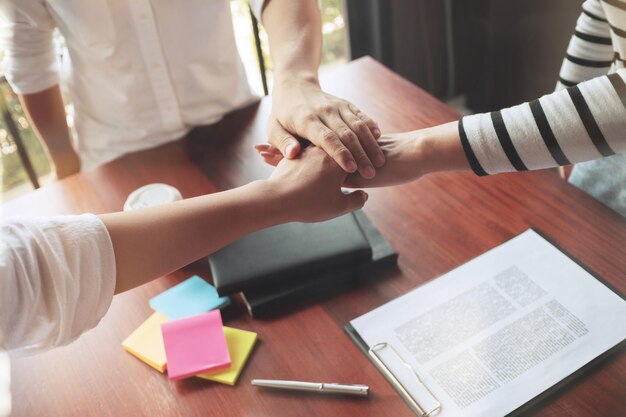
369;342;442;417
329;382;367;387
321;382;369;395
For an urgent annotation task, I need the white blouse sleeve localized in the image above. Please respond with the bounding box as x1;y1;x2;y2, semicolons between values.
0;0;61;94
0;214;116;354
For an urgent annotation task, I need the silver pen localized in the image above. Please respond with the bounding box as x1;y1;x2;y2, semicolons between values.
251;379;369;396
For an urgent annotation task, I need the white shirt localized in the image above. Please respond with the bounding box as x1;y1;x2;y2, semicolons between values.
0;214;116;353
0;0;265;169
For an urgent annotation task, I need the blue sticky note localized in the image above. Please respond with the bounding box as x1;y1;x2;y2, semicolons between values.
149;275;230;319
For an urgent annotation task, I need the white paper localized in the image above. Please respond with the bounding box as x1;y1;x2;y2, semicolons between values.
350;230;626;417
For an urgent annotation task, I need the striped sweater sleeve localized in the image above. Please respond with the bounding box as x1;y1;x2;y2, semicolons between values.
459;0;626;176
557;0;614;89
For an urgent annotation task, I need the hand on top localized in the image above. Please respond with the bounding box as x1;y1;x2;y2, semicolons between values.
266;77;385;179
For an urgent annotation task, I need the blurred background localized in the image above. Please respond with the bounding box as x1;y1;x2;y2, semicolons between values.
0;0;581;201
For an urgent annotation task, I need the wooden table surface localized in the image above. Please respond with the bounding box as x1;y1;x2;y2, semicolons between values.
4;57;626;417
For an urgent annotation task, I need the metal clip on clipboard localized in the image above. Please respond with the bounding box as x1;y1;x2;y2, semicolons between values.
368;342;442;417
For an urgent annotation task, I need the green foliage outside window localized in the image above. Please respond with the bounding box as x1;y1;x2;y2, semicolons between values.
321;0;348;67
0;82;52;197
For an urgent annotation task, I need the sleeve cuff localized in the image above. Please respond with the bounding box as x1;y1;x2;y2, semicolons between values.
2;51;60;94
458;117;488;176
89;214;117;327
4;72;60;95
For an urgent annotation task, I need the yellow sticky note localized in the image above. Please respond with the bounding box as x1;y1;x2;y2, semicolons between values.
122;312;168;372
196;326;257;386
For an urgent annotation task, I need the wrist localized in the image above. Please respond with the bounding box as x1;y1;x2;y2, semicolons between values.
414;130;443;175
243;180;297;226
415;121;468;173
50;148;81;179
273;71;320;91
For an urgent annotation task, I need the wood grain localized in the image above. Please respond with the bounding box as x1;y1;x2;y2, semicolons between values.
3;57;625;417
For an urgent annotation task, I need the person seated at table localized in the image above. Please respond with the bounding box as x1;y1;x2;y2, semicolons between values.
0;147;368;353
257;0;626;217
0;0;384;179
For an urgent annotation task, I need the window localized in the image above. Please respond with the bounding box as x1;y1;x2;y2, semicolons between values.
0;79;54;201
231;0;350;94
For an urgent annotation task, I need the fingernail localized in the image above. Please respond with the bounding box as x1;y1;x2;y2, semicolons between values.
285;143;297;157
363;192;369;202
346;160;358;172
363;165;376;178
373;154;385;167
373;128;381;138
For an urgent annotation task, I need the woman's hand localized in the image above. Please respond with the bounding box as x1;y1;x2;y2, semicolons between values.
267;146;368;223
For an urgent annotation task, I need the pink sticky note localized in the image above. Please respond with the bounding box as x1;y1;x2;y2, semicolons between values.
161;310;231;380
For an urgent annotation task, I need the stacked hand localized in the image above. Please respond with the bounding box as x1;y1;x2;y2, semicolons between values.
264;78;385;179
260;121;467;191
258;131;429;188
260;78;466;222
266;146;369;223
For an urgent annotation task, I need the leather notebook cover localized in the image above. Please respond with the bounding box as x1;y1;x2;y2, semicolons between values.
209;213;372;296
240;210;397;317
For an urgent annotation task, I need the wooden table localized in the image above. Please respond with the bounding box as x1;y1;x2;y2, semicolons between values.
4;57;626;417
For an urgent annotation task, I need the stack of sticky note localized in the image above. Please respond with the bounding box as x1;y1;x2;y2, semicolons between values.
196;326;258;385
122;275;257;385
161;310;231;380
122;312;168;372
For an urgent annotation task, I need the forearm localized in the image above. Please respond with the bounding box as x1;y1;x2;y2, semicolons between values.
343;122;470;188
261;0;384;175
262;0;322;84
20;85;79;178
351;67;626;189
100;181;288;294
417;122;470;173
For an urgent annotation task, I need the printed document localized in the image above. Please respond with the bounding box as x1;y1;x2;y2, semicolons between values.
350;230;626;417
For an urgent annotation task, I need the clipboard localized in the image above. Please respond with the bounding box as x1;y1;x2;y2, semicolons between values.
346;303;626;417
344;229;626;417
345;324;442;417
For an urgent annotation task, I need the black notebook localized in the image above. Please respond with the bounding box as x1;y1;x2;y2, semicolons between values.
209;213;373;296
240;210;397;317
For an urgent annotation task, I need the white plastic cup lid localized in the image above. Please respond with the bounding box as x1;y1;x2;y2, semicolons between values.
123;183;183;211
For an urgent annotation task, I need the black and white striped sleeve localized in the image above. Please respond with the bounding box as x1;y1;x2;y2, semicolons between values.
557;0;614;89
459;69;626;175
